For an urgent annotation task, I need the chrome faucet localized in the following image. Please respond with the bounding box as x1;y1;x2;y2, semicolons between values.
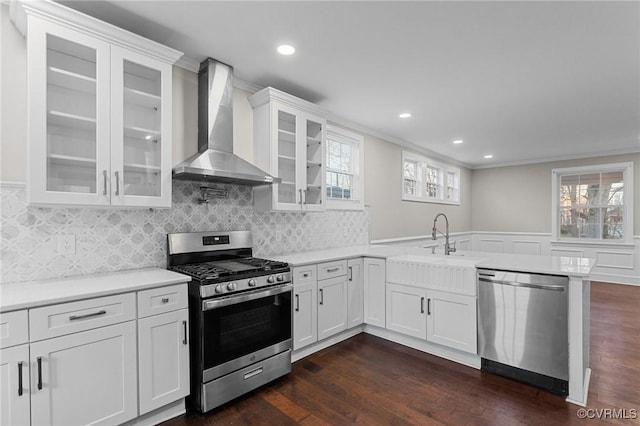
432;213;456;255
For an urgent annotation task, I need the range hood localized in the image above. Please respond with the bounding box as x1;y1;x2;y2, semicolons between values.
172;58;279;186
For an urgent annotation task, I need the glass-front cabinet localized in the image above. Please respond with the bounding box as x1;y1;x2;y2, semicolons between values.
25;6;179;207
250;87;326;212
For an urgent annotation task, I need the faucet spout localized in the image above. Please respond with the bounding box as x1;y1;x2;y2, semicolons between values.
432;213;455;255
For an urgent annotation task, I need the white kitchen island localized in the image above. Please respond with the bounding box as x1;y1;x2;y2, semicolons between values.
273;244;594;407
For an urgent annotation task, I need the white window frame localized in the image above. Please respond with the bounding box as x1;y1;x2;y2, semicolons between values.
551;162;633;244
401;151;460;205
325;125;364;210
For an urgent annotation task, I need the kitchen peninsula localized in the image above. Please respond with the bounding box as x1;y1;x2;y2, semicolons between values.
273;245;593;407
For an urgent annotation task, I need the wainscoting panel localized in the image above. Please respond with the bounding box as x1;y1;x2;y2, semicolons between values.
512;240;542;256
477;239;505;253
594;251;635;270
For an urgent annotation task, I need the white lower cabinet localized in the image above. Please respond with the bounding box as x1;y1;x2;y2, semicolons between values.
317;276;348;340
29;322;138;426
293;265;318;351
346;258;364;328
364;258;386;327
426;289;477;353
0;281;190;426
386;283;427;339
0;345;30;426
138;309;190;415
293;281;318;350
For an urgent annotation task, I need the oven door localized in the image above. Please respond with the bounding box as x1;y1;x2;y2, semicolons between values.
201;283;292;382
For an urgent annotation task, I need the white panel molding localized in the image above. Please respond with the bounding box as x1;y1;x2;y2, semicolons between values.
512;240;542;255
594;251;635;270
550;248;585;257
477;238;505;253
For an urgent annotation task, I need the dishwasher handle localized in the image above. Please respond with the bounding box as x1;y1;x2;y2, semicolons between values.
478;277;566;292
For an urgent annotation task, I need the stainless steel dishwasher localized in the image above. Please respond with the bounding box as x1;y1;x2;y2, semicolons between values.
478;269;569;396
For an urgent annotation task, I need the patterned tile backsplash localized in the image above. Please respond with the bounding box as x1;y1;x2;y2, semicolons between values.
0;182;369;284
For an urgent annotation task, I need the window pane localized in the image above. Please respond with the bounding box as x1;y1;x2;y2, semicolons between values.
425;166;439;183
326;171;352;200
602;172;624;206
328;140;352;173
404;179;416;196
403;161;417;180
604;206;623;239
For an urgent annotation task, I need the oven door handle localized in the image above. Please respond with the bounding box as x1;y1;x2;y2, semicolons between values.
202;283;293;310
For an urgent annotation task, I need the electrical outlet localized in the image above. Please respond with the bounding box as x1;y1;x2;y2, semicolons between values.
58;234;76;255
275;225;283;243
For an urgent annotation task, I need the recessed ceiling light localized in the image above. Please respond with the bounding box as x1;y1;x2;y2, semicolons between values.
277;44;295;55
484;154;494;159
399;113;411;118
145;135;152;140
453;139;463;144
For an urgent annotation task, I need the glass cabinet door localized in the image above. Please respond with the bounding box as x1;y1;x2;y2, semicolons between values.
28;19;111;205
110;47;172;207
303;117;325;210
275;109;299;207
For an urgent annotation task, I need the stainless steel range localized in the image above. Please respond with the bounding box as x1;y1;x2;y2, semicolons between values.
167;231;292;413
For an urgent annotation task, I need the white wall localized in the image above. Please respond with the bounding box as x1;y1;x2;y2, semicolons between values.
363;132;472;240
471;154;640;235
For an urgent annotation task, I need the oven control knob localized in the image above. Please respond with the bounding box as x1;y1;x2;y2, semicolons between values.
267;276;275;284
248;279;257;287
214;285;223;294
276;274;284;282
227;282;236;291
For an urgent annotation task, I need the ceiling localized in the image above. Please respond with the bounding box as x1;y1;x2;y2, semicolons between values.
59;0;640;168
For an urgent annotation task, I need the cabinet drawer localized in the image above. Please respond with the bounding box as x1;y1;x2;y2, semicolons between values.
293;265;317;286
0;310;29;349
29;293;136;342
317;260;347;281
137;284;188;318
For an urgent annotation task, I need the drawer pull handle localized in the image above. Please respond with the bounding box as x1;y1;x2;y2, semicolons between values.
421;297;425;314
244;367;263;380
348;266;353;281
326;267;340;273
303;273;309;278
17;361;23;396
319;289;324;305
37;357;43;390
161;297;170;303
102;170;108;196
427;298;431;316
182;320;188;345
295;294;300;312
69;310;107;321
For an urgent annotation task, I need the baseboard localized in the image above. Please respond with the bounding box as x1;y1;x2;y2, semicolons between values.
364;325;481;369
292;326;364;362
121;399;186;426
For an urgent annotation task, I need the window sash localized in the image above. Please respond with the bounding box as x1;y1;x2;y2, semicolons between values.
402;152;459;204
552;163;632;243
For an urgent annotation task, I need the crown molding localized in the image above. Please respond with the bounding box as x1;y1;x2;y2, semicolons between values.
471;147;640;170
15;0;182;63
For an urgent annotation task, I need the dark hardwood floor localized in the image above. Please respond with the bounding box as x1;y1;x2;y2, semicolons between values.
162;281;640;425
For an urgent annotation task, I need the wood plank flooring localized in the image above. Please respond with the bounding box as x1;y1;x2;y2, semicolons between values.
162;281;640;425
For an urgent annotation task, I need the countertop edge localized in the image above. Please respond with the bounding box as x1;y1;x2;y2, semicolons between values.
0;268;192;312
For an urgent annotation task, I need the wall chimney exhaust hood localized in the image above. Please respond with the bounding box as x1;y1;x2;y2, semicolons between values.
172;58;279;186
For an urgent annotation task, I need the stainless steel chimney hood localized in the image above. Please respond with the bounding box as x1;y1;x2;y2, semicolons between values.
172;58;279;186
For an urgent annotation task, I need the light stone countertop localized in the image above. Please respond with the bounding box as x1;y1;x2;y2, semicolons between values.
272;245;595;278
0;268;191;312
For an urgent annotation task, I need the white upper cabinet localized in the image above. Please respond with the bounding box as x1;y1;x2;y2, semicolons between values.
21;1;181;207
250;87;327;212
